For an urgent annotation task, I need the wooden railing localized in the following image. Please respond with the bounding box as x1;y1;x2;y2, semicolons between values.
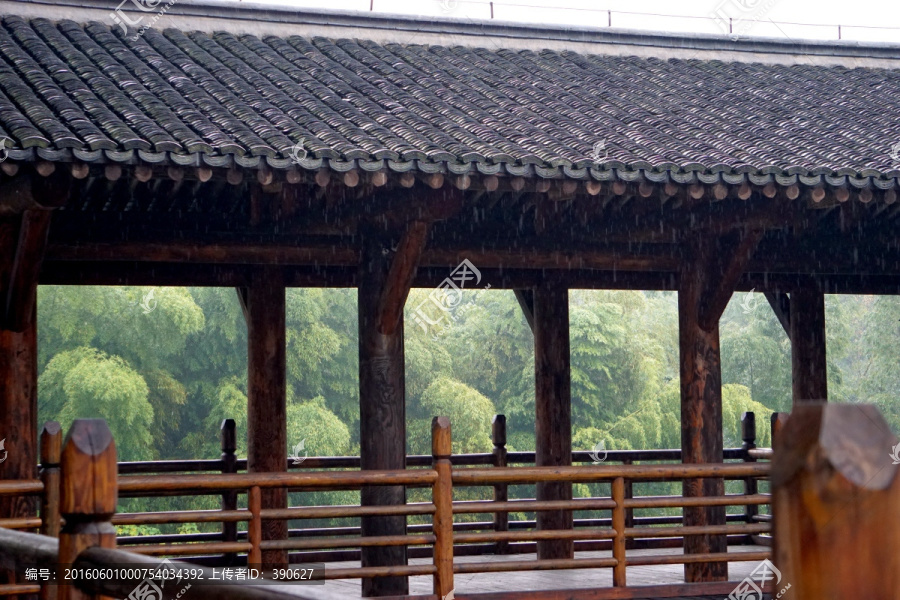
104;412;775;559
1;416;777;600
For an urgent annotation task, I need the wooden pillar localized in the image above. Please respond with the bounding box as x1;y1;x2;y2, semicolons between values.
677;229;761;582
790;284;827;403
358;222;428;597
772;404;899;599
678;267;727;581
243;266;288;568
533;281;573;560
0;208;51;525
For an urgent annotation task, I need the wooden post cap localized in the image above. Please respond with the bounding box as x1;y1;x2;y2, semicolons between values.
60;419;117;516
772;403;898;490
741;412;756;444
432;416;451;457
220;418;236;453
492;415;507;446
40;421;63;465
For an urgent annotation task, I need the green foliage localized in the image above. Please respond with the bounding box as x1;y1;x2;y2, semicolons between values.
287;399;352;458
39;347;154;460
409;377;496;455
35;282;896;528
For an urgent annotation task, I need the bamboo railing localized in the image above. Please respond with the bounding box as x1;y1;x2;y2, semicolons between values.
1;415;780;600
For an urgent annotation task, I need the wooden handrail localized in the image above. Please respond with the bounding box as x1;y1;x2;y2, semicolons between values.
118;469;438;494
452;462;770;485
1;414;782;600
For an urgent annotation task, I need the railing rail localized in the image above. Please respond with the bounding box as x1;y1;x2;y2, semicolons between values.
1;414;781;598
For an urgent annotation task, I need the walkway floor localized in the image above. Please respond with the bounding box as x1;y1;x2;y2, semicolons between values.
317;545;772;598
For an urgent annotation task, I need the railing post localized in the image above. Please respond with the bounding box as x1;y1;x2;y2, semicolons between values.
58;420;117;600
248;486;262;567
621;458;635;550
39;422;62;600
770;412;789;444
740;412;758;534
432;417;454;600
491;414;509;554
772;404;899;598
220;419;238;565
611;477;626;587
39;422;62;538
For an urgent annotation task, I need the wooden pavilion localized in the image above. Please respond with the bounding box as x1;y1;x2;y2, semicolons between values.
1;1;900;596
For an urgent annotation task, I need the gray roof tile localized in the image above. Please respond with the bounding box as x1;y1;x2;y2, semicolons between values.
0;16;898;183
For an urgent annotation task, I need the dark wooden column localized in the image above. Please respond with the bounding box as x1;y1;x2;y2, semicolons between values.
1;174;58;590
533;281;573;560
789;284;827;403
241;266;288;568
359;221;428;597
678;229;762;582
0;205;52;520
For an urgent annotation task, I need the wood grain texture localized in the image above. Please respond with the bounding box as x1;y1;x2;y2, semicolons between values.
431;417;454;599
677;237;726;582
58;419;117;600
772;403;900;599
533;282;573;560
789;284;827;403
359;232;409;597
245;266;288;569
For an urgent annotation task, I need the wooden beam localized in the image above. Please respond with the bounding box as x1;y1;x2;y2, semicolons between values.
764;291;791;337
678;236;727;583
790;283;827;403
377;221;429;336
533;280;573;560
245;266;288;569
358;232;409;597
513;289;535;333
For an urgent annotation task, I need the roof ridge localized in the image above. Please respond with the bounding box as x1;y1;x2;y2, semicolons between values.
5;0;900;61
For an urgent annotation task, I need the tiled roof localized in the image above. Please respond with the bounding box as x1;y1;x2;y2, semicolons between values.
1;13;900;188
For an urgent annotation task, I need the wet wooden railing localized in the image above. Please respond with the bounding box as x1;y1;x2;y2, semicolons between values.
2;416;777;600
103;412;775;559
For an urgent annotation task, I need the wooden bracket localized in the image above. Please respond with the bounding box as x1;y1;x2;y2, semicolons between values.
376;220;430;336
513;288;535;333
235;286;250;323
764;291;791;336
696;228;765;331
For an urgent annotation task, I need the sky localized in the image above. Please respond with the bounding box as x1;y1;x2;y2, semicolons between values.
229;0;900;44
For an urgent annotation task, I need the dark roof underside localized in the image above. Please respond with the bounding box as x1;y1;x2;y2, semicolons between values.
0;15;899;186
